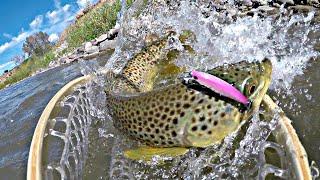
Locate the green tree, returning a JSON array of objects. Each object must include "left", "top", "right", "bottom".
[{"left": 23, "top": 32, "right": 52, "bottom": 56}]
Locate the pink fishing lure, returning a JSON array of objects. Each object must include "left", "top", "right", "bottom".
[{"left": 191, "top": 70, "right": 249, "bottom": 105}]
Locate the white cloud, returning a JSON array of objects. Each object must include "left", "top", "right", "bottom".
[
  {"left": 46, "top": 10, "right": 60, "bottom": 24},
  {"left": 48, "top": 33, "right": 59, "bottom": 43},
  {"left": 54, "top": 0, "right": 61, "bottom": 9},
  {"left": 3, "top": 33, "right": 12, "bottom": 39},
  {"left": 62, "top": 4, "right": 71, "bottom": 12},
  {"left": 77, "top": 0, "right": 94, "bottom": 9},
  {"left": 29, "top": 15, "right": 43, "bottom": 29},
  {"left": 0, "top": 61, "right": 15, "bottom": 74},
  {"left": 0, "top": 61, "right": 14, "bottom": 69},
  {"left": 0, "top": 1, "right": 76, "bottom": 60},
  {"left": 13, "top": 32, "right": 29, "bottom": 42},
  {"left": 46, "top": 3, "right": 72, "bottom": 25},
  {"left": 0, "top": 32, "right": 29, "bottom": 54},
  {"left": 0, "top": 43, "right": 10, "bottom": 54}
]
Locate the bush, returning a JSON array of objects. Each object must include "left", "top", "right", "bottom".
[
  {"left": 0, "top": 51, "right": 55, "bottom": 89},
  {"left": 65, "top": 0, "right": 133, "bottom": 50},
  {"left": 23, "top": 31, "right": 52, "bottom": 56}
]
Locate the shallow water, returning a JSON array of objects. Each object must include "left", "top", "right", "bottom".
[{"left": 0, "top": 55, "right": 110, "bottom": 179}]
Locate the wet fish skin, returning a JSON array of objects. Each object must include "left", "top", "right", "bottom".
[
  {"left": 105, "top": 36, "right": 272, "bottom": 148},
  {"left": 105, "top": 61, "right": 271, "bottom": 148}
]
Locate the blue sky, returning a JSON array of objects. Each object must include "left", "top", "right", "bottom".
[{"left": 0, "top": 0, "right": 98, "bottom": 74}]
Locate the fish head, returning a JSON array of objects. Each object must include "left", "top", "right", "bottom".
[
  {"left": 180, "top": 59, "right": 272, "bottom": 147},
  {"left": 207, "top": 58, "right": 272, "bottom": 111}
]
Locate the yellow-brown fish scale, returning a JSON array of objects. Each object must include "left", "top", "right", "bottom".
[
  {"left": 121, "top": 40, "right": 167, "bottom": 91},
  {"left": 107, "top": 83, "right": 242, "bottom": 147}
]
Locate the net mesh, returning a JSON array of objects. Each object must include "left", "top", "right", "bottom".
[
  {"left": 101, "top": 109, "right": 291, "bottom": 179},
  {"left": 42, "top": 84, "right": 92, "bottom": 180},
  {"left": 37, "top": 79, "right": 311, "bottom": 179}
]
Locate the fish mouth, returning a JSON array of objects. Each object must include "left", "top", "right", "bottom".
[{"left": 249, "top": 58, "right": 272, "bottom": 111}]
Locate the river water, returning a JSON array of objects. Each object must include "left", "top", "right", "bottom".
[
  {"left": 1, "top": 1, "right": 320, "bottom": 179},
  {"left": 0, "top": 55, "right": 110, "bottom": 179}
]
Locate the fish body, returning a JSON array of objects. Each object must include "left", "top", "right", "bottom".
[{"left": 105, "top": 39, "right": 272, "bottom": 148}]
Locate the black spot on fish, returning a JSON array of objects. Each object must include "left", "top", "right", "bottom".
[
  {"left": 214, "top": 121, "right": 218, "bottom": 126},
  {"left": 201, "top": 125, "right": 207, "bottom": 131}
]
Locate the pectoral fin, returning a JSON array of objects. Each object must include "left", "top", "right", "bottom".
[{"left": 124, "top": 146, "right": 189, "bottom": 162}]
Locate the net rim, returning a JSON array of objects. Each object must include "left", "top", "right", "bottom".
[
  {"left": 27, "top": 75, "right": 92, "bottom": 180},
  {"left": 26, "top": 74, "right": 311, "bottom": 180},
  {"left": 262, "top": 95, "right": 312, "bottom": 179}
]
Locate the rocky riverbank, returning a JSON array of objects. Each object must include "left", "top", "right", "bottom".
[{"left": 47, "top": 25, "right": 118, "bottom": 69}]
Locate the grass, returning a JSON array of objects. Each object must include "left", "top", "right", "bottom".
[
  {"left": 65, "top": 0, "right": 133, "bottom": 50},
  {"left": 0, "top": 52, "right": 55, "bottom": 89}
]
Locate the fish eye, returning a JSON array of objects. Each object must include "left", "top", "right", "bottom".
[
  {"left": 249, "top": 85, "right": 256, "bottom": 94},
  {"left": 241, "top": 77, "right": 258, "bottom": 97}
]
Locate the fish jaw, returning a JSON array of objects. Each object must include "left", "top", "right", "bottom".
[{"left": 249, "top": 58, "right": 272, "bottom": 112}]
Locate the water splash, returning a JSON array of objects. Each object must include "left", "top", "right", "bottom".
[
  {"left": 81, "top": 0, "right": 320, "bottom": 178},
  {"left": 104, "top": 0, "right": 319, "bottom": 93}
]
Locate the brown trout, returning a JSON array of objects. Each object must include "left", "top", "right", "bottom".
[{"left": 104, "top": 38, "right": 272, "bottom": 160}]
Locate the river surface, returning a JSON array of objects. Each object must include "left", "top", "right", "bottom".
[{"left": 0, "top": 56, "right": 109, "bottom": 180}]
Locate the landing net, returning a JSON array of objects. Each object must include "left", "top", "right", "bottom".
[
  {"left": 27, "top": 74, "right": 314, "bottom": 180},
  {"left": 27, "top": 76, "right": 92, "bottom": 180}
]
